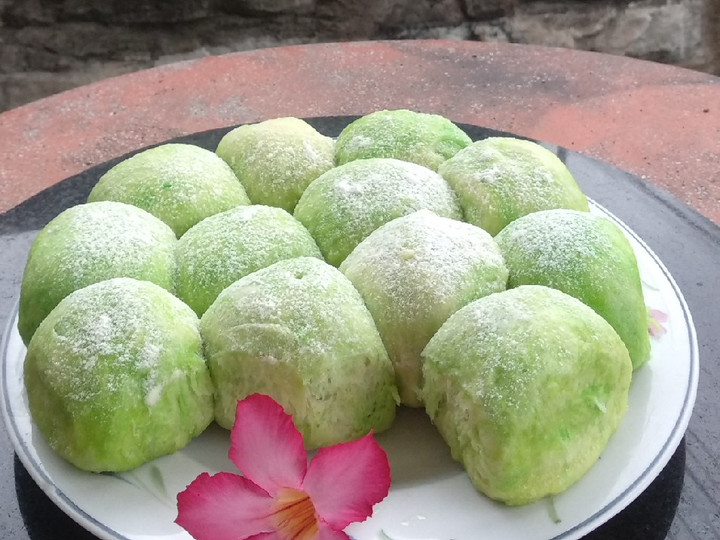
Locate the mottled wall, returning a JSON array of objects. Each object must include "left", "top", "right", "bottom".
[{"left": 0, "top": 0, "right": 716, "bottom": 112}]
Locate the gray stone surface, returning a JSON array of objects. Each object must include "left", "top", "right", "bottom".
[
  {"left": 474, "top": 0, "right": 707, "bottom": 67},
  {"left": 0, "top": 0, "right": 718, "bottom": 112}
]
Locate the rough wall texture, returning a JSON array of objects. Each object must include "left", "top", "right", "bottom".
[{"left": 0, "top": 0, "right": 717, "bottom": 112}]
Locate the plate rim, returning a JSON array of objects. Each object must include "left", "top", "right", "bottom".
[
  {"left": 544, "top": 199, "right": 699, "bottom": 539},
  {"left": 0, "top": 297, "right": 130, "bottom": 540},
  {"left": 0, "top": 129, "right": 700, "bottom": 540}
]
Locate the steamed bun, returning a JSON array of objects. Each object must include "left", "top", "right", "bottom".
[
  {"left": 422, "top": 285, "right": 632, "bottom": 505},
  {"left": 24, "top": 278, "right": 214, "bottom": 472}
]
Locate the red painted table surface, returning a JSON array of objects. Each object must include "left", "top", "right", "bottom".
[{"left": 0, "top": 39, "right": 718, "bottom": 224}]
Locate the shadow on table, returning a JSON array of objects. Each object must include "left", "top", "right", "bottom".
[
  {"left": 14, "top": 456, "right": 98, "bottom": 540},
  {"left": 584, "top": 439, "right": 685, "bottom": 540},
  {"left": 14, "top": 442, "right": 684, "bottom": 540}
]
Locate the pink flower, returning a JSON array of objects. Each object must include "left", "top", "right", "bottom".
[
  {"left": 648, "top": 308, "right": 668, "bottom": 338},
  {"left": 176, "top": 394, "right": 391, "bottom": 540}
]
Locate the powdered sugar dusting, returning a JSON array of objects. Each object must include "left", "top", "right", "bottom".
[
  {"left": 294, "top": 157, "right": 463, "bottom": 266},
  {"left": 201, "top": 256, "right": 397, "bottom": 444},
  {"left": 90, "top": 143, "right": 250, "bottom": 237},
  {"left": 335, "top": 109, "right": 472, "bottom": 170},
  {"left": 44, "top": 201, "right": 176, "bottom": 284},
  {"left": 203, "top": 257, "right": 377, "bottom": 363},
  {"left": 341, "top": 210, "right": 507, "bottom": 322},
  {"left": 495, "top": 208, "right": 650, "bottom": 368},
  {"left": 176, "top": 204, "right": 322, "bottom": 315},
  {"left": 495, "top": 209, "right": 616, "bottom": 288},
  {"left": 438, "top": 137, "right": 587, "bottom": 235},
  {"left": 423, "top": 286, "right": 609, "bottom": 419},
  {"left": 343, "top": 134, "right": 373, "bottom": 153},
  {"left": 216, "top": 118, "right": 335, "bottom": 212},
  {"left": 32, "top": 278, "right": 199, "bottom": 407},
  {"left": 444, "top": 138, "right": 565, "bottom": 196},
  {"left": 18, "top": 200, "right": 178, "bottom": 343},
  {"left": 340, "top": 209, "right": 509, "bottom": 405}
]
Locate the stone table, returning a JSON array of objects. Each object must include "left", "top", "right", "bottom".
[{"left": 0, "top": 40, "right": 718, "bottom": 539}]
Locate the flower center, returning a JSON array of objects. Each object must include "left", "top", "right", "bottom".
[{"left": 273, "top": 488, "right": 320, "bottom": 540}]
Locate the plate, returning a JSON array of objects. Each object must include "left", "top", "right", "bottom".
[{"left": 0, "top": 125, "right": 699, "bottom": 540}]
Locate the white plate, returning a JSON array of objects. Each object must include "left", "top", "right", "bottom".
[{"left": 0, "top": 201, "right": 698, "bottom": 540}]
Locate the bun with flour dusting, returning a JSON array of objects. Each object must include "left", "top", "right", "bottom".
[{"left": 24, "top": 278, "right": 214, "bottom": 472}]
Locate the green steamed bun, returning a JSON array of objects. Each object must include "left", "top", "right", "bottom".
[
  {"left": 18, "top": 201, "right": 176, "bottom": 345},
  {"left": 340, "top": 210, "right": 508, "bottom": 407},
  {"left": 88, "top": 143, "right": 251, "bottom": 237},
  {"left": 24, "top": 277, "right": 214, "bottom": 473},
  {"left": 494, "top": 209, "right": 651, "bottom": 370},
  {"left": 200, "top": 257, "right": 398, "bottom": 449},
  {"left": 216, "top": 117, "right": 335, "bottom": 212},
  {"left": 294, "top": 157, "right": 462, "bottom": 266},
  {"left": 335, "top": 109, "right": 472, "bottom": 171},
  {"left": 175, "top": 205, "right": 322, "bottom": 316},
  {"left": 422, "top": 285, "right": 632, "bottom": 505},
  {"left": 438, "top": 137, "right": 589, "bottom": 235}
]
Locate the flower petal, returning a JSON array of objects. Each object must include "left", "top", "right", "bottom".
[
  {"left": 316, "top": 524, "right": 353, "bottom": 540},
  {"left": 649, "top": 319, "right": 667, "bottom": 338},
  {"left": 230, "top": 394, "right": 308, "bottom": 496},
  {"left": 245, "top": 523, "right": 351, "bottom": 540},
  {"left": 176, "top": 472, "right": 275, "bottom": 540},
  {"left": 246, "top": 533, "right": 285, "bottom": 540},
  {"left": 649, "top": 308, "right": 668, "bottom": 323},
  {"left": 303, "top": 433, "right": 391, "bottom": 529},
  {"left": 648, "top": 308, "right": 668, "bottom": 337},
  {"left": 244, "top": 528, "right": 350, "bottom": 540}
]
